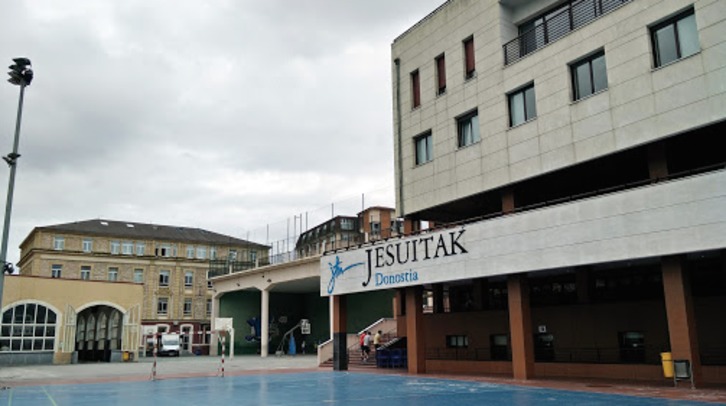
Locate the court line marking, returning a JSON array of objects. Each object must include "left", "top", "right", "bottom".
[{"left": 41, "top": 386, "right": 58, "bottom": 406}]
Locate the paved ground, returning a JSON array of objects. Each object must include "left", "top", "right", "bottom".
[
  {"left": 1, "top": 355, "right": 725, "bottom": 404},
  {"left": 3, "top": 371, "right": 723, "bottom": 406},
  {"left": 0, "top": 354, "right": 319, "bottom": 386}
]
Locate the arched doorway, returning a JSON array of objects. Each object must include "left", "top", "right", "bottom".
[{"left": 75, "top": 305, "right": 123, "bottom": 362}]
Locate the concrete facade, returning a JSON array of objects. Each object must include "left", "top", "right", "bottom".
[
  {"left": 323, "top": 0, "right": 726, "bottom": 387},
  {"left": 392, "top": 0, "right": 726, "bottom": 218}
]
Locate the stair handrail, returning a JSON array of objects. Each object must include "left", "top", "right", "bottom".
[{"left": 317, "top": 317, "right": 397, "bottom": 366}]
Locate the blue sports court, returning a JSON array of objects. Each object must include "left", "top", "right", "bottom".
[{"left": 0, "top": 371, "right": 718, "bottom": 405}]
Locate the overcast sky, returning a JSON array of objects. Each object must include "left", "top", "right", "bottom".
[{"left": 0, "top": 0, "right": 445, "bottom": 266}]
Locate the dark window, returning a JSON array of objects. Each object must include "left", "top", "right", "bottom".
[
  {"left": 463, "top": 37, "right": 475, "bottom": 79},
  {"left": 618, "top": 331, "right": 645, "bottom": 363},
  {"left": 414, "top": 132, "right": 433, "bottom": 165},
  {"left": 571, "top": 51, "right": 608, "bottom": 100},
  {"left": 436, "top": 54, "right": 446, "bottom": 95},
  {"left": 651, "top": 9, "right": 699, "bottom": 67},
  {"left": 411, "top": 70, "right": 421, "bottom": 108},
  {"left": 446, "top": 335, "right": 468, "bottom": 348},
  {"left": 490, "top": 334, "right": 509, "bottom": 360},
  {"left": 457, "top": 110, "right": 480, "bottom": 148},
  {"left": 508, "top": 83, "right": 537, "bottom": 127},
  {"left": 534, "top": 333, "right": 555, "bottom": 362}
]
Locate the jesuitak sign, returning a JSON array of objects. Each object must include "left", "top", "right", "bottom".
[{"left": 321, "top": 227, "right": 468, "bottom": 296}]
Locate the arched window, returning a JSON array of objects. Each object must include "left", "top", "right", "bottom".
[
  {"left": 1, "top": 303, "right": 57, "bottom": 352},
  {"left": 76, "top": 315, "right": 86, "bottom": 342}
]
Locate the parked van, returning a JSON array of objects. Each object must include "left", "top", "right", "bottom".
[{"left": 158, "top": 333, "right": 181, "bottom": 357}]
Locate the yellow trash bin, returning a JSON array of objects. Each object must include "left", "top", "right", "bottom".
[
  {"left": 122, "top": 351, "right": 130, "bottom": 362},
  {"left": 660, "top": 352, "right": 674, "bottom": 378}
]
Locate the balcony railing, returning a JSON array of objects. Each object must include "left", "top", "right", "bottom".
[{"left": 503, "top": 0, "right": 632, "bottom": 65}]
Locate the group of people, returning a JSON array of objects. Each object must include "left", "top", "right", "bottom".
[{"left": 359, "top": 330, "right": 382, "bottom": 362}]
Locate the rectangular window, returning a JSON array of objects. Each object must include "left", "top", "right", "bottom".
[
  {"left": 122, "top": 241, "right": 133, "bottom": 255},
  {"left": 457, "top": 110, "right": 480, "bottom": 148},
  {"left": 196, "top": 246, "right": 207, "bottom": 260},
  {"left": 186, "top": 246, "right": 195, "bottom": 259},
  {"left": 207, "top": 271, "right": 213, "bottom": 289},
  {"left": 463, "top": 37, "right": 475, "bottom": 79},
  {"left": 571, "top": 51, "right": 608, "bottom": 100},
  {"left": 340, "top": 218, "right": 355, "bottom": 231},
  {"left": 446, "top": 335, "right": 469, "bottom": 348},
  {"left": 80, "top": 266, "right": 91, "bottom": 280},
  {"left": 229, "top": 250, "right": 237, "bottom": 261},
  {"left": 155, "top": 244, "right": 176, "bottom": 257},
  {"left": 411, "top": 69, "right": 421, "bottom": 108},
  {"left": 435, "top": 54, "right": 446, "bottom": 95},
  {"left": 210, "top": 247, "right": 217, "bottom": 260},
  {"left": 206, "top": 299, "right": 212, "bottom": 316},
  {"left": 108, "top": 267, "right": 118, "bottom": 281},
  {"left": 183, "top": 298, "right": 193, "bottom": 316},
  {"left": 184, "top": 271, "right": 193, "bottom": 287},
  {"left": 157, "top": 298, "right": 169, "bottom": 316},
  {"left": 651, "top": 9, "right": 699, "bottom": 67},
  {"left": 51, "top": 264, "right": 62, "bottom": 278},
  {"left": 490, "top": 334, "right": 509, "bottom": 361},
  {"left": 133, "top": 269, "right": 144, "bottom": 283},
  {"left": 82, "top": 239, "right": 93, "bottom": 253},
  {"left": 159, "top": 270, "right": 170, "bottom": 287},
  {"left": 53, "top": 237, "right": 64, "bottom": 251},
  {"left": 110, "top": 241, "right": 120, "bottom": 255},
  {"left": 135, "top": 242, "right": 145, "bottom": 256},
  {"left": 508, "top": 83, "right": 537, "bottom": 127},
  {"left": 414, "top": 132, "right": 433, "bottom": 165},
  {"left": 250, "top": 251, "right": 257, "bottom": 263}
]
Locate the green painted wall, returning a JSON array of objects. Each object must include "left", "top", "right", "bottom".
[
  {"left": 219, "top": 290, "right": 329, "bottom": 355},
  {"left": 346, "top": 290, "right": 395, "bottom": 333},
  {"left": 219, "top": 289, "right": 394, "bottom": 354},
  {"left": 218, "top": 290, "right": 261, "bottom": 355}
]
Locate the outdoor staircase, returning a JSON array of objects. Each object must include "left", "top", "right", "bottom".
[{"left": 317, "top": 318, "right": 398, "bottom": 369}]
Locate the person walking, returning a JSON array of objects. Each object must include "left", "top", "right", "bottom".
[
  {"left": 359, "top": 332, "right": 366, "bottom": 361},
  {"left": 362, "top": 331, "right": 372, "bottom": 362},
  {"left": 373, "top": 330, "right": 382, "bottom": 350}
]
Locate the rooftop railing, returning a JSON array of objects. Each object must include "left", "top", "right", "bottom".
[{"left": 503, "top": 0, "right": 632, "bottom": 66}]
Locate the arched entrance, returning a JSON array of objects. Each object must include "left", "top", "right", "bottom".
[{"left": 75, "top": 305, "right": 123, "bottom": 362}]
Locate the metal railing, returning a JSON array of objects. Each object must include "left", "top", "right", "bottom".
[
  {"left": 426, "top": 347, "right": 510, "bottom": 362},
  {"left": 426, "top": 346, "right": 665, "bottom": 364},
  {"left": 503, "top": 0, "right": 632, "bottom": 65}
]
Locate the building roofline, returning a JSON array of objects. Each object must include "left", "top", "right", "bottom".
[
  {"left": 25, "top": 219, "right": 269, "bottom": 249},
  {"left": 392, "top": 0, "right": 452, "bottom": 44}
]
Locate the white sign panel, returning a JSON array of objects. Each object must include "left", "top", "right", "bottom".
[
  {"left": 321, "top": 226, "right": 468, "bottom": 296},
  {"left": 321, "top": 171, "right": 726, "bottom": 296}
]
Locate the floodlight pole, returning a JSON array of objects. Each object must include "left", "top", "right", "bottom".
[{"left": 0, "top": 58, "right": 32, "bottom": 308}]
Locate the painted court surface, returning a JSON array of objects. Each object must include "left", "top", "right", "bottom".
[{"left": 1, "top": 371, "right": 721, "bottom": 406}]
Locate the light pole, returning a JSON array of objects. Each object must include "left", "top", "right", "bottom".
[{"left": 0, "top": 57, "right": 33, "bottom": 307}]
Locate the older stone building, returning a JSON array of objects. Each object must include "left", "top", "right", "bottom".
[{"left": 15, "top": 219, "right": 268, "bottom": 357}]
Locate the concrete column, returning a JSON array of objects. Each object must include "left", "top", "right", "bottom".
[
  {"left": 210, "top": 294, "right": 220, "bottom": 356},
  {"left": 332, "top": 295, "right": 348, "bottom": 371},
  {"left": 648, "top": 142, "right": 668, "bottom": 180},
  {"left": 502, "top": 188, "right": 515, "bottom": 214},
  {"left": 508, "top": 274, "right": 535, "bottom": 380},
  {"left": 261, "top": 288, "right": 270, "bottom": 357},
  {"left": 405, "top": 286, "right": 426, "bottom": 374},
  {"left": 662, "top": 256, "right": 702, "bottom": 387}
]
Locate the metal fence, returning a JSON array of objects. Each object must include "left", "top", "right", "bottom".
[{"left": 503, "top": 0, "right": 632, "bottom": 65}]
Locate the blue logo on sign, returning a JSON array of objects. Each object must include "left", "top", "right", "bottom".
[{"left": 327, "top": 256, "right": 364, "bottom": 294}]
